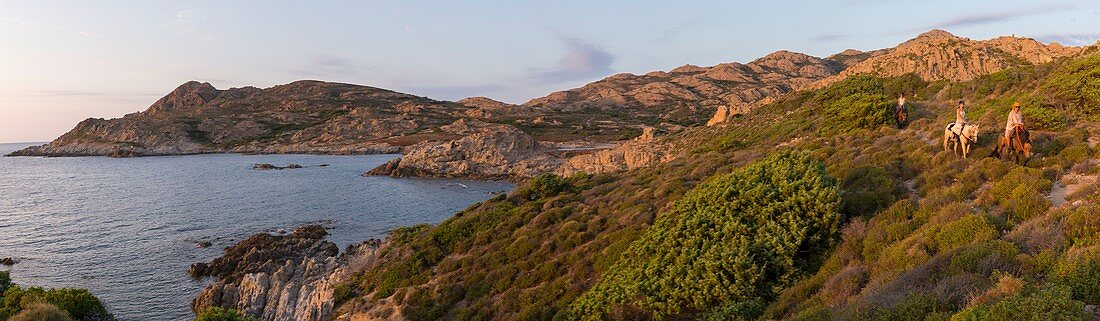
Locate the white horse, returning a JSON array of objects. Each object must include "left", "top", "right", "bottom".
[{"left": 944, "top": 123, "right": 980, "bottom": 158}]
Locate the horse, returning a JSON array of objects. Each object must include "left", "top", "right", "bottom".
[
  {"left": 992, "top": 125, "right": 1033, "bottom": 165},
  {"left": 895, "top": 106, "right": 909, "bottom": 129},
  {"left": 943, "top": 123, "right": 979, "bottom": 158}
]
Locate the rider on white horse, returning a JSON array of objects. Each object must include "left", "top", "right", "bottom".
[{"left": 950, "top": 100, "right": 967, "bottom": 136}]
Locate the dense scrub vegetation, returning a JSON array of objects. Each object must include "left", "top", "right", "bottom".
[
  {"left": 336, "top": 52, "right": 1100, "bottom": 320},
  {"left": 193, "top": 307, "right": 261, "bottom": 321},
  {"left": 0, "top": 271, "right": 113, "bottom": 321},
  {"left": 569, "top": 151, "right": 841, "bottom": 320}
]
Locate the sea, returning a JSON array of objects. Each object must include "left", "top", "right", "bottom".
[{"left": 0, "top": 142, "right": 512, "bottom": 321}]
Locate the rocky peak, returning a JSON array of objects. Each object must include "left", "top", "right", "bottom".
[
  {"left": 914, "top": 29, "right": 960, "bottom": 41},
  {"left": 751, "top": 50, "right": 819, "bottom": 65},
  {"left": 146, "top": 81, "right": 221, "bottom": 116},
  {"left": 813, "top": 30, "right": 1088, "bottom": 87},
  {"left": 457, "top": 97, "right": 514, "bottom": 109}
]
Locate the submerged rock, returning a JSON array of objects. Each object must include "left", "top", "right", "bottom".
[
  {"left": 1, "top": 257, "right": 16, "bottom": 265},
  {"left": 191, "top": 225, "right": 383, "bottom": 321},
  {"left": 252, "top": 163, "right": 304, "bottom": 170}
]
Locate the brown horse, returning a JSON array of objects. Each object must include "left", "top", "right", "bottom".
[
  {"left": 944, "top": 123, "right": 979, "bottom": 158},
  {"left": 895, "top": 106, "right": 909, "bottom": 129},
  {"left": 992, "top": 125, "right": 1033, "bottom": 165}
]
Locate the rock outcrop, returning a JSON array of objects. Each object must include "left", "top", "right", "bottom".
[
  {"left": 367, "top": 123, "right": 562, "bottom": 180},
  {"left": 191, "top": 225, "right": 383, "bottom": 321}
]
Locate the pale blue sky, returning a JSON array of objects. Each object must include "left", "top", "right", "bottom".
[{"left": 1, "top": 1, "right": 1098, "bottom": 142}]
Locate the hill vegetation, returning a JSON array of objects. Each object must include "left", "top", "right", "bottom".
[
  {"left": 0, "top": 271, "right": 113, "bottom": 321},
  {"left": 332, "top": 48, "right": 1100, "bottom": 320}
]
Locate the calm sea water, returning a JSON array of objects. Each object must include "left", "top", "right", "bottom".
[{"left": 0, "top": 143, "right": 511, "bottom": 321}]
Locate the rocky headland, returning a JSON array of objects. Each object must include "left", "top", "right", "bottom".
[{"left": 190, "top": 225, "right": 383, "bottom": 321}]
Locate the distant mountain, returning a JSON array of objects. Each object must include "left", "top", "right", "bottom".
[
  {"left": 814, "top": 29, "right": 1085, "bottom": 87},
  {"left": 9, "top": 81, "right": 475, "bottom": 157},
  {"left": 522, "top": 50, "right": 845, "bottom": 125}
]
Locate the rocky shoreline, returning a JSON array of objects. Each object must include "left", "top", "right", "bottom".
[{"left": 190, "top": 225, "right": 384, "bottom": 321}]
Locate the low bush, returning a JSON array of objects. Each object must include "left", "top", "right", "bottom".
[
  {"left": 934, "top": 215, "right": 999, "bottom": 253},
  {"left": 0, "top": 285, "right": 112, "bottom": 321},
  {"left": 1062, "top": 205, "right": 1100, "bottom": 246},
  {"left": 841, "top": 166, "right": 903, "bottom": 217},
  {"left": 1050, "top": 247, "right": 1100, "bottom": 304},
  {"left": 949, "top": 286, "right": 1086, "bottom": 321},
  {"left": 8, "top": 302, "right": 72, "bottom": 321},
  {"left": 194, "top": 307, "right": 261, "bottom": 321}
]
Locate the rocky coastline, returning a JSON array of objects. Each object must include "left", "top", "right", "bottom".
[{"left": 190, "top": 225, "right": 384, "bottom": 321}]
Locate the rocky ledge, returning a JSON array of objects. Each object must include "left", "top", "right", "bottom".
[
  {"left": 366, "top": 121, "right": 563, "bottom": 181},
  {"left": 190, "top": 225, "right": 383, "bottom": 321}
]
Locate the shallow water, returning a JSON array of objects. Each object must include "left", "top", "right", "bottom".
[{"left": 0, "top": 143, "right": 512, "bottom": 321}]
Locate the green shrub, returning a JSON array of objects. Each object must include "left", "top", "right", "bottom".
[
  {"left": 949, "top": 286, "right": 1086, "bottom": 321},
  {"left": 982, "top": 167, "right": 1052, "bottom": 222},
  {"left": 1043, "top": 53, "right": 1100, "bottom": 115},
  {"left": 815, "top": 75, "right": 896, "bottom": 135},
  {"left": 0, "top": 286, "right": 112, "bottom": 321},
  {"left": 194, "top": 307, "right": 261, "bottom": 321},
  {"left": 1050, "top": 247, "right": 1100, "bottom": 304},
  {"left": 569, "top": 151, "right": 842, "bottom": 320},
  {"left": 0, "top": 270, "right": 11, "bottom": 295},
  {"left": 514, "top": 173, "right": 575, "bottom": 200},
  {"left": 8, "top": 302, "right": 72, "bottom": 321},
  {"left": 947, "top": 240, "right": 1020, "bottom": 275},
  {"left": 1062, "top": 205, "right": 1100, "bottom": 246},
  {"left": 841, "top": 166, "right": 902, "bottom": 217},
  {"left": 934, "top": 215, "right": 999, "bottom": 253}
]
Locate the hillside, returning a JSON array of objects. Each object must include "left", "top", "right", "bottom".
[
  {"left": 7, "top": 81, "right": 480, "bottom": 157},
  {"left": 320, "top": 43, "right": 1100, "bottom": 320}
]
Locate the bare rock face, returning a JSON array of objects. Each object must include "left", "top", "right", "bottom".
[
  {"left": 367, "top": 124, "right": 562, "bottom": 180},
  {"left": 191, "top": 225, "right": 383, "bottom": 321},
  {"left": 814, "top": 29, "right": 1085, "bottom": 87},
  {"left": 522, "top": 50, "right": 843, "bottom": 125}
]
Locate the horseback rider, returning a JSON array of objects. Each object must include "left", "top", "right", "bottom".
[
  {"left": 897, "top": 93, "right": 906, "bottom": 116},
  {"left": 1005, "top": 101, "right": 1024, "bottom": 140},
  {"left": 950, "top": 99, "right": 967, "bottom": 136}
]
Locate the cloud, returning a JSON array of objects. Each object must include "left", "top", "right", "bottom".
[
  {"left": 168, "top": 9, "right": 212, "bottom": 39},
  {"left": 811, "top": 34, "right": 849, "bottom": 42},
  {"left": 291, "top": 54, "right": 364, "bottom": 78},
  {"left": 924, "top": 4, "right": 1075, "bottom": 30},
  {"left": 1034, "top": 33, "right": 1100, "bottom": 46},
  {"left": 78, "top": 31, "right": 102, "bottom": 38},
  {"left": 529, "top": 37, "right": 615, "bottom": 84}
]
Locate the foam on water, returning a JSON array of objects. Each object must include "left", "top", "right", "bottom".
[{"left": 0, "top": 143, "right": 512, "bottom": 321}]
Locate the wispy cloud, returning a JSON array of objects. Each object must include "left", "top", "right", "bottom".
[
  {"left": 529, "top": 37, "right": 615, "bottom": 84},
  {"left": 921, "top": 4, "right": 1075, "bottom": 31},
  {"left": 1034, "top": 32, "right": 1100, "bottom": 46},
  {"left": 291, "top": 54, "right": 364, "bottom": 78},
  {"left": 167, "top": 9, "right": 212, "bottom": 39}
]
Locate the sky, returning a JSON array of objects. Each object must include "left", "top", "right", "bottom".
[{"left": 1, "top": 1, "right": 1098, "bottom": 143}]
